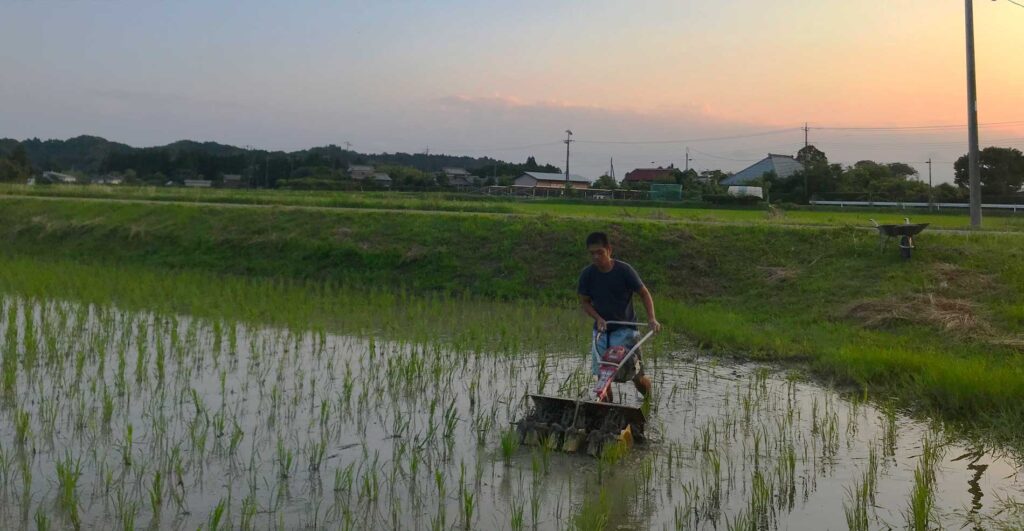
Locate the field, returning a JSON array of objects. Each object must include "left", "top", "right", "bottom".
[
  {"left": 0, "top": 188, "right": 1023, "bottom": 529},
  {"left": 1, "top": 258, "right": 1022, "bottom": 530},
  {"left": 4, "top": 183, "right": 1024, "bottom": 232}
]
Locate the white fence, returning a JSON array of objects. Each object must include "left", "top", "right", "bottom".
[{"left": 811, "top": 200, "right": 1024, "bottom": 212}]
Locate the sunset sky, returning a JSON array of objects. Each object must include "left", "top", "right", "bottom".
[{"left": 1, "top": 0, "right": 1022, "bottom": 182}]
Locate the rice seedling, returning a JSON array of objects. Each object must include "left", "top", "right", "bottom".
[
  {"left": 34, "top": 508, "right": 50, "bottom": 531},
  {"left": 276, "top": 438, "right": 294, "bottom": 479},
  {"left": 208, "top": 497, "right": 228, "bottom": 531},
  {"left": 55, "top": 452, "right": 82, "bottom": 529},
  {"left": 843, "top": 474, "right": 870, "bottom": 531},
  {"left": 307, "top": 435, "right": 327, "bottom": 473},
  {"left": 14, "top": 408, "right": 31, "bottom": 446},
  {"left": 906, "top": 435, "right": 944, "bottom": 531}
]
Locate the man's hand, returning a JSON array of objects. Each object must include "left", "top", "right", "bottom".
[
  {"left": 595, "top": 317, "right": 608, "bottom": 332},
  {"left": 648, "top": 318, "right": 662, "bottom": 333}
]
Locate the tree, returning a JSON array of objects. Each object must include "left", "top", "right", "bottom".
[
  {"left": 10, "top": 144, "right": 30, "bottom": 172},
  {"left": 795, "top": 145, "right": 828, "bottom": 168},
  {"left": 953, "top": 147, "right": 1024, "bottom": 197},
  {"left": 593, "top": 174, "right": 618, "bottom": 189},
  {"left": 886, "top": 162, "right": 917, "bottom": 179},
  {"left": 0, "top": 158, "right": 27, "bottom": 182}
]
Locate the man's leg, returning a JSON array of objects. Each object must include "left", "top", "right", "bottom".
[{"left": 633, "top": 373, "right": 651, "bottom": 397}]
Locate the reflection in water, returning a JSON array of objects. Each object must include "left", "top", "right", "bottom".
[{"left": 952, "top": 447, "right": 989, "bottom": 516}]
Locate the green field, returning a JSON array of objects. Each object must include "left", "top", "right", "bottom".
[
  {"left": 1, "top": 192, "right": 1022, "bottom": 451},
  {"left": 4, "top": 183, "right": 1024, "bottom": 232}
]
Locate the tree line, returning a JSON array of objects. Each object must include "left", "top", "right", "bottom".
[{"left": 0, "top": 135, "right": 560, "bottom": 188}]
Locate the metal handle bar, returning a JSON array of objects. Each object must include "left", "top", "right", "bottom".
[
  {"left": 602, "top": 320, "right": 649, "bottom": 327},
  {"left": 592, "top": 327, "right": 655, "bottom": 369}
]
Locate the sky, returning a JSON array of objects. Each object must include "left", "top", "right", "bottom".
[{"left": 1, "top": 0, "right": 1022, "bottom": 183}]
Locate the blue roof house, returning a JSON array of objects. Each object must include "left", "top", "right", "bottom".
[{"left": 720, "top": 154, "right": 804, "bottom": 186}]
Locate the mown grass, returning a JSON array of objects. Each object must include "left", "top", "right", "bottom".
[{"left": 1, "top": 196, "right": 1023, "bottom": 449}]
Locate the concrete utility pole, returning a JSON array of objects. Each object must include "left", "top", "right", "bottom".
[
  {"left": 927, "top": 158, "right": 934, "bottom": 209},
  {"left": 965, "top": 0, "right": 983, "bottom": 227},
  {"left": 564, "top": 130, "right": 574, "bottom": 184},
  {"left": 684, "top": 147, "right": 693, "bottom": 173},
  {"left": 803, "top": 122, "right": 810, "bottom": 147}
]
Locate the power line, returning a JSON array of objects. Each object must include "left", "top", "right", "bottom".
[
  {"left": 1001, "top": 0, "right": 1024, "bottom": 9},
  {"left": 814, "top": 120, "right": 1024, "bottom": 131},
  {"left": 573, "top": 127, "right": 802, "bottom": 145},
  {"left": 688, "top": 147, "right": 759, "bottom": 162}
]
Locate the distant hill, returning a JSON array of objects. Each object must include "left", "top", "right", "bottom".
[
  {"left": 0, "top": 135, "right": 561, "bottom": 185},
  {"left": 14, "top": 135, "right": 134, "bottom": 173}
]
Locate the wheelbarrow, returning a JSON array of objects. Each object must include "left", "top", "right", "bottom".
[
  {"left": 871, "top": 218, "right": 929, "bottom": 260},
  {"left": 515, "top": 321, "right": 655, "bottom": 456}
]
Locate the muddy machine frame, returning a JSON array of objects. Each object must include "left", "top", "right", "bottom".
[{"left": 515, "top": 321, "right": 654, "bottom": 456}]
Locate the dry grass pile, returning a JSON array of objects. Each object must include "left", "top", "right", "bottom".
[
  {"left": 758, "top": 266, "right": 799, "bottom": 284},
  {"left": 846, "top": 294, "right": 989, "bottom": 335},
  {"left": 931, "top": 262, "right": 994, "bottom": 293}
]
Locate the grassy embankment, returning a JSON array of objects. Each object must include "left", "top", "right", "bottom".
[
  {"left": 4, "top": 183, "right": 1024, "bottom": 232},
  {"left": 0, "top": 195, "right": 1022, "bottom": 447}
]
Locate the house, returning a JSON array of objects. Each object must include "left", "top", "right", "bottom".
[
  {"left": 184, "top": 179, "right": 213, "bottom": 188},
  {"left": 720, "top": 154, "right": 804, "bottom": 186},
  {"left": 372, "top": 172, "right": 392, "bottom": 187},
  {"left": 42, "top": 171, "right": 78, "bottom": 184},
  {"left": 222, "top": 174, "right": 245, "bottom": 188},
  {"left": 622, "top": 166, "right": 675, "bottom": 185},
  {"left": 727, "top": 186, "right": 764, "bottom": 199},
  {"left": 514, "top": 172, "right": 590, "bottom": 190},
  {"left": 441, "top": 167, "right": 479, "bottom": 186},
  {"left": 93, "top": 175, "right": 123, "bottom": 185},
  {"left": 349, "top": 165, "right": 375, "bottom": 180}
]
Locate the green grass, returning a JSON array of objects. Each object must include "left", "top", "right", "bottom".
[
  {"left": 0, "top": 195, "right": 1023, "bottom": 449},
  {"left": 4, "top": 183, "right": 1024, "bottom": 232}
]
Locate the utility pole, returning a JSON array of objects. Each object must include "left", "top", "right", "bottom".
[
  {"left": 684, "top": 147, "right": 693, "bottom": 173},
  {"left": 344, "top": 141, "right": 352, "bottom": 151},
  {"left": 564, "top": 130, "right": 574, "bottom": 184},
  {"left": 803, "top": 122, "right": 810, "bottom": 147},
  {"left": 965, "top": 0, "right": 983, "bottom": 227},
  {"left": 927, "top": 158, "right": 934, "bottom": 209},
  {"left": 609, "top": 157, "right": 615, "bottom": 180}
]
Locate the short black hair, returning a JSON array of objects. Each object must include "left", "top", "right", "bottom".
[{"left": 586, "top": 232, "right": 610, "bottom": 247}]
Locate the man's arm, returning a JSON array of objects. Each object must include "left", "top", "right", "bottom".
[
  {"left": 638, "top": 286, "right": 662, "bottom": 333},
  {"left": 578, "top": 295, "right": 607, "bottom": 331}
]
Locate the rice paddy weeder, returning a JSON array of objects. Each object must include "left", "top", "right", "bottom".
[{"left": 515, "top": 321, "right": 654, "bottom": 456}]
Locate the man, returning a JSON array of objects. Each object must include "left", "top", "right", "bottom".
[{"left": 577, "top": 231, "right": 660, "bottom": 398}]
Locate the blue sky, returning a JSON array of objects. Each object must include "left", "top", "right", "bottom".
[{"left": 2, "top": 1, "right": 1022, "bottom": 182}]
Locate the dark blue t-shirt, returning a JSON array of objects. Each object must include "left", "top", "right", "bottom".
[{"left": 577, "top": 260, "right": 645, "bottom": 330}]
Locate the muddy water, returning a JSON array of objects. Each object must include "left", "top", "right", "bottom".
[{"left": 0, "top": 296, "right": 1020, "bottom": 530}]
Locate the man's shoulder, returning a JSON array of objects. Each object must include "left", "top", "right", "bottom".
[
  {"left": 579, "top": 264, "right": 596, "bottom": 276},
  {"left": 614, "top": 260, "right": 638, "bottom": 272}
]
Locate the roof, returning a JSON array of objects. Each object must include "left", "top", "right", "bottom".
[
  {"left": 349, "top": 165, "right": 374, "bottom": 172},
  {"left": 518, "top": 171, "right": 590, "bottom": 184},
  {"left": 372, "top": 172, "right": 391, "bottom": 181},
  {"left": 442, "top": 167, "right": 471, "bottom": 176},
  {"left": 222, "top": 174, "right": 243, "bottom": 181},
  {"left": 623, "top": 168, "right": 674, "bottom": 182},
  {"left": 720, "top": 154, "right": 804, "bottom": 186}
]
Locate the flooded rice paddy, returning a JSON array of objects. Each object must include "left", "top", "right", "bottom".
[{"left": 0, "top": 293, "right": 1021, "bottom": 530}]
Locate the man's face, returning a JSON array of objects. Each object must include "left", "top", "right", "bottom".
[{"left": 587, "top": 244, "right": 613, "bottom": 268}]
